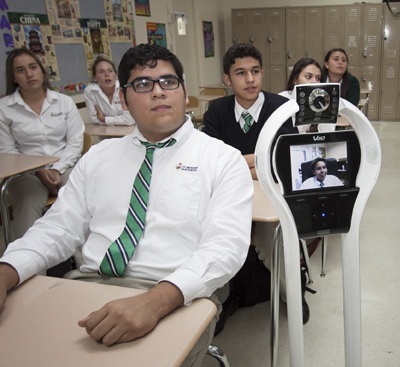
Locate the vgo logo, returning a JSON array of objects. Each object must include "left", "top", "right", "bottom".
[{"left": 313, "top": 135, "right": 326, "bottom": 141}]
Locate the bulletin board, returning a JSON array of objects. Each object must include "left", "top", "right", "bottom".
[{"left": 0, "top": 0, "right": 135, "bottom": 95}]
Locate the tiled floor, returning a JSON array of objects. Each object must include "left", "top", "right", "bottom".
[
  {"left": 204, "top": 121, "right": 400, "bottom": 367},
  {"left": 1, "top": 121, "right": 399, "bottom": 367}
]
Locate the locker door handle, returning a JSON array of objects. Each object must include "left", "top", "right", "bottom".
[
  {"left": 287, "top": 52, "right": 292, "bottom": 59},
  {"left": 267, "top": 36, "right": 273, "bottom": 43},
  {"left": 249, "top": 36, "right": 255, "bottom": 43},
  {"left": 232, "top": 36, "right": 237, "bottom": 44}
]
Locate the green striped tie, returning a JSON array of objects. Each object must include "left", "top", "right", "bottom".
[
  {"left": 99, "top": 138, "right": 176, "bottom": 277},
  {"left": 242, "top": 110, "right": 253, "bottom": 133}
]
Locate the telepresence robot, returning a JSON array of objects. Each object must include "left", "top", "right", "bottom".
[{"left": 255, "top": 84, "right": 381, "bottom": 367}]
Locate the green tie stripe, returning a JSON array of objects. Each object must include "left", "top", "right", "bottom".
[
  {"left": 242, "top": 111, "right": 253, "bottom": 133},
  {"left": 99, "top": 138, "right": 176, "bottom": 277}
]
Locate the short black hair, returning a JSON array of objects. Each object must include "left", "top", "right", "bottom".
[
  {"left": 223, "top": 43, "right": 262, "bottom": 75},
  {"left": 118, "top": 44, "right": 185, "bottom": 98}
]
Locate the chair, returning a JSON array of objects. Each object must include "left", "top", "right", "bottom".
[
  {"left": 198, "top": 88, "right": 226, "bottom": 115},
  {"left": 45, "top": 132, "right": 93, "bottom": 209},
  {"left": 200, "top": 88, "right": 227, "bottom": 96},
  {"left": 187, "top": 96, "right": 204, "bottom": 130},
  {"left": 207, "top": 344, "right": 230, "bottom": 367}
]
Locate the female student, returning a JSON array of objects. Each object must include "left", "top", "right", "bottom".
[
  {"left": 322, "top": 48, "right": 360, "bottom": 106},
  {"left": 280, "top": 57, "right": 334, "bottom": 133},
  {"left": 84, "top": 56, "right": 135, "bottom": 126},
  {"left": 0, "top": 48, "right": 84, "bottom": 239}
]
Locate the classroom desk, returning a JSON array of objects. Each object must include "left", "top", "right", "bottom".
[
  {"left": 0, "top": 153, "right": 59, "bottom": 246},
  {"left": 199, "top": 84, "right": 233, "bottom": 95},
  {"left": 85, "top": 123, "right": 136, "bottom": 137},
  {"left": 0, "top": 275, "right": 217, "bottom": 367}
]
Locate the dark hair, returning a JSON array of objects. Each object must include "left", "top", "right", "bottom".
[
  {"left": 311, "top": 157, "right": 326, "bottom": 172},
  {"left": 91, "top": 56, "right": 116, "bottom": 78},
  {"left": 322, "top": 48, "right": 351, "bottom": 99},
  {"left": 223, "top": 43, "right": 262, "bottom": 75},
  {"left": 286, "top": 58, "right": 322, "bottom": 91},
  {"left": 5, "top": 48, "right": 51, "bottom": 95},
  {"left": 118, "top": 43, "right": 185, "bottom": 99}
]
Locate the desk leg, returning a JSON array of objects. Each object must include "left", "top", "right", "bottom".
[
  {"left": 270, "top": 223, "right": 281, "bottom": 367},
  {"left": 0, "top": 176, "right": 17, "bottom": 246}
]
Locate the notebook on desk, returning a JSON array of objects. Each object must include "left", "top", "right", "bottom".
[{"left": 0, "top": 275, "right": 216, "bottom": 367}]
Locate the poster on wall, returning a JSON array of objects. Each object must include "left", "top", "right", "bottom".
[
  {"left": 0, "top": 3, "right": 14, "bottom": 58},
  {"left": 203, "top": 21, "right": 214, "bottom": 58},
  {"left": 45, "top": 0, "right": 82, "bottom": 43},
  {"left": 79, "top": 18, "right": 112, "bottom": 77},
  {"left": 147, "top": 22, "right": 166, "bottom": 48},
  {"left": 135, "top": 0, "right": 151, "bottom": 17},
  {"left": 104, "top": 0, "right": 135, "bottom": 44},
  {"left": 8, "top": 12, "right": 60, "bottom": 81}
]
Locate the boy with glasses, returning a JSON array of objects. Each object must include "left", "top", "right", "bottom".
[{"left": 0, "top": 44, "right": 252, "bottom": 366}]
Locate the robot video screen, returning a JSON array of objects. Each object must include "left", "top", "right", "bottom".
[
  {"left": 274, "top": 131, "right": 361, "bottom": 196},
  {"left": 290, "top": 141, "right": 348, "bottom": 191}
]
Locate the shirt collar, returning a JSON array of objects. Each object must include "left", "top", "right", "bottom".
[
  {"left": 7, "top": 88, "right": 58, "bottom": 107},
  {"left": 234, "top": 92, "right": 265, "bottom": 126},
  {"left": 131, "top": 115, "right": 193, "bottom": 147}
]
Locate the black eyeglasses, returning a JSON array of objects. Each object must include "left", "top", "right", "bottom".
[{"left": 124, "top": 76, "right": 182, "bottom": 93}]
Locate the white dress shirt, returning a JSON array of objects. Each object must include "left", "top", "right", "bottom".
[
  {"left": 0, "top": 89, "right": 84, "bottom": 173},
  {"left": 1, "top": 118, "right": 253, "bottom": 304},
  {"left": 300, "top": 175, "right": 343, "bottom": 189},
  {"left": 234, "top": 92, "right": 265, "bottom": 129},
  {"left": 84, "top": 81, "right": 135, "bottom": 126}
]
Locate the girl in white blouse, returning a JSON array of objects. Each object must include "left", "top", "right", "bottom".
[
  {"left": 0, "top": 48, "right": 84, "bottom": 239},
  {"left": 84, "top": 56, "right": 135, "bottom": 126}
]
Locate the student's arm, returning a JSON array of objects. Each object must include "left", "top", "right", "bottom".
[
  {"left": 244, "top": 153, "right": 258, "bottom": 180},
  {"left": 345, "top": 75, "right": 361, "bottom": 106},
  {"left": 50, "top": 96, "right": 85, "bottom": 174},
  {"left": 78, "top": 281, "right": 183, "bottom": 345},
  {"left": 84, "top": 87, "right": 102, "bottom": 124},
  {"left": 0, "top": 263, "right": 19, "bottom": 312},
  {"left": 202, "top": 101, "right": 224, "bottom": 139}
]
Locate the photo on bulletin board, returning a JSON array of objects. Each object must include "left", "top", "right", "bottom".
[
  {"left": 135, "top": 0, "right": 151, "bottom": 16},
  {"left": 104, "top": 0, "right": 135, "bottom": 43},
  {"left": 203, "top": 21, "right": 214, "bottom": 58},
  {"left": 8, "top": 12, "right": 61, "bottom": 81},
  {"left": 80, "top": 18, "right": 112, "bottom": 77},
  {"left": 147, "top": 22, "right": 166, "bottom": 48},
  {"left": 45, "top": 0, "right": 82, "bottom": 43}
]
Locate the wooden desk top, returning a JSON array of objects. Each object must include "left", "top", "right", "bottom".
[
  {"left": 360, "top": 88, "right": 371, "bottom": 95},
  {"left": 0, "top": 275, "right": 217, "bottom": 367},
  {"left": 252, "top": 180, "right": 279, "bottom": 223},
  {"left": 0, "top": 153, "right": 59, "bottom": 180},
  {"left": 199, "top": 84, "right": 231, "bottom": 90},
  {"left": 198, "top": 94, "right": 221, "bottom": 102},
  {"left": 85, "top": 123, "right": 136, "bottom": 137}
]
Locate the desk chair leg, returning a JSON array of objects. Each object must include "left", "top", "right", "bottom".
[
  {"left": 207, "top": 344, "right": 230, "bottom": 367},
  {"left": 300, "top": 239, "right": 313, "bottom": 284},
  {"left": 271, "top": 224, "right": 281, "bottom": 367},
  {"left": 321, "top": 236, "right": 328, "bottom": 277}
]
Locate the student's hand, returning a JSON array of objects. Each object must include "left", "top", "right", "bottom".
[
  {"left": 0, "top": 282, "right": 7, "bottom": 312},
  {"left": 243, "top": 154, "right": 258, "bottom": 180},
  {"left": 0, "top": 264, "right": 19, "bottom": 313},
  {"left": 95, "top": 105, "right": 106, "bottom": 123},
  {"left": 36, "top": 169, "right": 61, "bottom": 195},
  {"left": 78, "top": 281, "right": 183, "bottom": 346}
]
